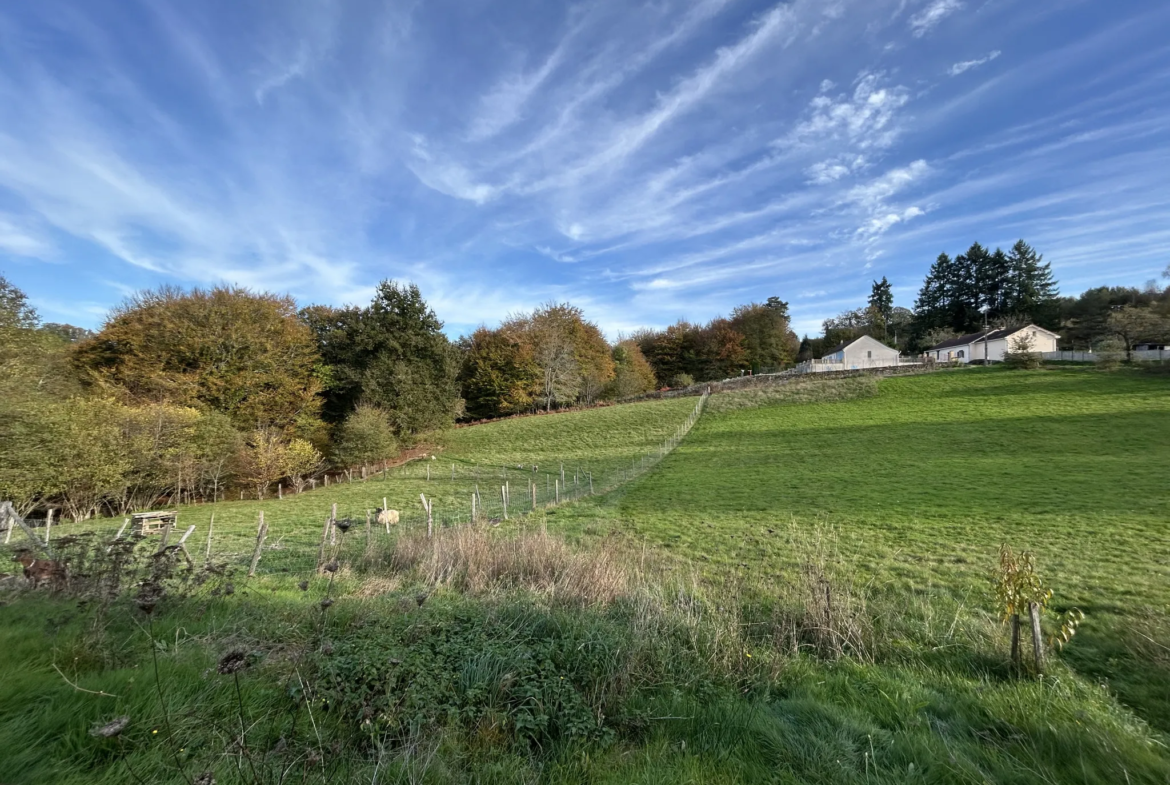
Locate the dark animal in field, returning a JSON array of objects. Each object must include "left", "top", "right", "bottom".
[{"left": 11, "top": 551, "right": 65, "bottom": 589}]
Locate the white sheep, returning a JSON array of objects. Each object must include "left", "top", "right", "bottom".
[{"left": 375, "top": 508, "right": 400, "bottom": 528}]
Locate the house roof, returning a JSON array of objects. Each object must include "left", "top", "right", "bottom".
[
  {"left": 928, "top": 325, "right": 1059, "bottom": 351},
  {"left": 822, "top": 334, "right": 890, "bottom": 356}
]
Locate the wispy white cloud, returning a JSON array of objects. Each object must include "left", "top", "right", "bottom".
[
  {"left": 948, "top": 50, "right": 1001, "bottom": 76},
  {"left": 0, "top": 215, "right": 54, "bottom": 258},
  {"left": 909, "top": 0, "right": 963, "bottom": 37},
  {"left": 787, "top": 72, "right": 910, "bottom": 150}
]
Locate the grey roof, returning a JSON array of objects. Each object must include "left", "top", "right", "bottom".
[{"left": 929, "top": 327, "right": 1020, "bottom": 351}]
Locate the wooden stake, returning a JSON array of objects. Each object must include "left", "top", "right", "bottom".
[
  {"left": 555, "top": 479, "right": 560, "bottom": 505},
  {"left": 248, "top": 512, "right": 268, "bottom": 577},
  {"left": 471, "top": 493, "right": 477, "bottom": 522},
  {"left": 365, "top": 510, "right": 372, "bottom": 550},
  {"left": 44, "top": 509, "right": 54, "bottom": 544},
  {"left": 176, "top": 525, "right": 197, "bottom": 567},
  {"left": 502, "top": 485, "right": 508, "bottom": 520},
  {"left": 156, "top": 523, "right": 173, "bottom": 554},
  {"left": 330, "top": 503, "right": 338, "bottom": 545},
  {"left": 420, "top": 494, "right": 433, "bottom": 538},
  {"left": 205, "top": 514, "right": 215, "bottom": 560},
  {"left": 278, "top": 484, "right": 283, "bottom": 500},
  {"left": 316, "top": 513, "right": 332, "bottom": 573},
  {"left": 531, "top": 482, "right": 537, "bottom": 510}
]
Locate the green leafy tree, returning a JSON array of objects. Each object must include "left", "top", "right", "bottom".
[
  {"left": 235, "top": 427, "right": 289, "bottom": 500},
  {"left": 284, "top": 438, "right": 325, "bottom": 493},
  {"left": 334, "top": 404, "right": 399, "bottom": 468},
  {"left": 302, "top": 282, "right": 462, "bottom": 436}
]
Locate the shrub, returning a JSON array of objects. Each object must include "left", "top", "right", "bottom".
[
  {"left": 1002, "top": 333, "right": 1043, "bottom": 369},
  {"left": 670, "top": 373, "right": 695, "bottom": 389},
  {"left": 333, "top": 404, "right": 398, "bottom": 468},
  {"left": 1095, "top": 338, "right": 1125, "bottom": 370}
]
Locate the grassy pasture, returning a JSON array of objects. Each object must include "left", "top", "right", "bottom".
[
  {"left": 3, "top": 367, "right": 1170, "bottom": 784},
  {"left": 44, "top": 396, "right": 697, "bottom": 573},
  {"left": 558, "top": 368, "right": 1170, "bottom": 733}
]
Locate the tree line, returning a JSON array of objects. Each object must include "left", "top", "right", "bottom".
[
  {"left": 0, "top": 276, "right": 797, "bottom": 519},
  {"left": 800, "top": 241, "right": 1170, "bottom": 358}
]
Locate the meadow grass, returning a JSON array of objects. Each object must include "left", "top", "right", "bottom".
[
  {"left": 555, "top": 367, "right": 1170, "bottom": 733},
  {"left": 3, "top": 367, "right": 1170, "bottom": 783}
]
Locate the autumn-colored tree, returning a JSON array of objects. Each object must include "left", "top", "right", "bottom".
[
  {"left": 235, "top": 427, "right": 290, "bottom": 500},
  {"left": 606, "top": 341, "right": 657, "bottom": 399},
  {"left": 699, "top": 317, "right": 748, "bottom": 379},
  {"left": 284, "top": 438, "right": 325, "bottom": 494},
  {"left": 459, "top": 327, "right": 542, "bottom": 418},
  {"left": 730, "top": 297, "right": 799, "bottom": 371},
  {"left": 502, "top": 303, "right": 615, "bottom": 411},
  {"left": 73, "top": 286, "right": 323, "bottom": 433}
]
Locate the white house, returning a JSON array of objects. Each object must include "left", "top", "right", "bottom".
[
  {"left": 818, "top": 335, "right": 903, "bottom": 369},
  {"left": 927, "top": 325, "right": 1059, "bottom": 364}
]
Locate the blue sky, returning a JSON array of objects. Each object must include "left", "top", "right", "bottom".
[{"left": 1, "top": 0, "right": 1167, "bottom": 338}]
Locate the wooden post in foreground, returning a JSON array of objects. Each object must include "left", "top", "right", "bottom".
[
  {"left": 531, "top": 482, "right": 537, "bottom": 510},
  {"left": 44, "top": 509, "right": 54, "bottom": 544},
  {"left": 156, "top": 523, "right": 173, "bottom": 554},
  {"left": 330, "top": 503, "right": 338, "bottom": 545},
  {"left": 501, "top": 485, "right": 508, "bottom": 520},
  {"left": 471, "top": 493, "right": 477, "bottom": 523},
  {"left": 1028, "top": 603, "right": 1045, "bottom": 672},
  {"left": 248, "top": 512, "right": 268, "bottom": 577},
  {"left": 316, "top": 512, "right": 332, "bottom": 573},
  {"left": 420, "top": 494, "right": 433, "bottom": 538},
  {"left": 205, "top": 514, "right": 215, "bottom": 561}
]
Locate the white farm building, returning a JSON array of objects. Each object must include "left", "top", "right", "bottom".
[{"left": 926, "top": 325, "right": 1059, "bottom": 364}]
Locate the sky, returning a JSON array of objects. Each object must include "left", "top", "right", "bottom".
[{"left": 1, "top": 0, "right": 1168, "bottom": 339}]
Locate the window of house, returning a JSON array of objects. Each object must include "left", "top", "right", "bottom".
[
  {"left": 957, "top": 350, "right": 965, "bottom": 359},
  {"left": 867, "top": 350, "right": 872, "bottom": 359}
]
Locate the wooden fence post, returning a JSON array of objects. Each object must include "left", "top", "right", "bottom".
[
  {"left": 420, "top": 494, "right": 433, "bottom": 538},
  {"left": 501, "top": 485, "right": 508, "bottom": 520},
  {"left": 248, "top": 513, "right": 268, "bottom": 577},
  {"left": 44, "top": 509, "right": 54, "bottom": 544},
  {"left": 555, "top": 479, "right": 560, "bottom": 505},
  {"left": 176, "top": 525, "right": 197, "bottom": 567},
  {"left": 531, "top": 482, "right": 537, "bottom": 510},
  {"left": 316, "top": 512, "right": 332, "bottom": 573},
  {"left": 471, "top": 493, "right": 477, "bottom": 523},
  {"left": 330, "top": 503, "right": 338, "bottom": 545},
  {"left": 365, "top": 510, "right": 372, "bottom": 551},
  {"left": 205, "top": 514, "right": 215, "bottom": 561}
]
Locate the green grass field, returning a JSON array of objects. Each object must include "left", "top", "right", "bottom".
[
  {"left": 557, "top": 368, "right": 1170, "bottom": 732},
  {"left": 3, "top": 367, "right": 1169, "bottom": 783}
]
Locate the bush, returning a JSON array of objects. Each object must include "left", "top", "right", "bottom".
[
  {"left": 670, "top": 373, "right": 695, "bottom": 389},
  {"left": 1095, "top": 338, "right": 1125, "bottom": 370},
  {"left": 334, "top": 404, "right": 398, "bottom": 468},
  {"left": 1002, "top": 334, "right": 1043, "bottom": 369}
]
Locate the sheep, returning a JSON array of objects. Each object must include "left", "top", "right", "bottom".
[{"left": 375, "top": 508, "right": 400, "bottom": 528}]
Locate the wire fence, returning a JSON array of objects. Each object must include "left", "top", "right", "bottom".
[{"left": 2, "top": 392, "right": 711, "bottom": 580}]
